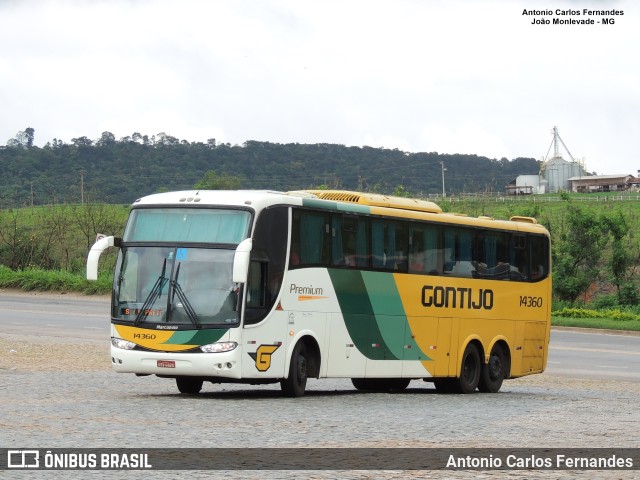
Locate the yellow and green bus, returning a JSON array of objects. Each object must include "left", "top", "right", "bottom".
[{"left": 87, "top": 189, "right": 551, "bottom": 396}]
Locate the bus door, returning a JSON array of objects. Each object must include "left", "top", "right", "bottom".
[
  {"left": 240, "top": 206, "right": 289, "bottom": 380},
  {"left": 240, "top": 256, "right": 288, "bottom": 379}
]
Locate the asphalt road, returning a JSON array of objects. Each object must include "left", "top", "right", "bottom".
[
  {"left": 0, "top": 291, "right": 109, "bottom": 339},
  {"left": 1, "top": 290, "right": 639, "bottom": 383},
  {"left": 546, "top": 328, "right": 640, "bottom": 383}
]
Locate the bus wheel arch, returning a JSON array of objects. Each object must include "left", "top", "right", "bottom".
[
  {"left": 280, "top": 335, "right": 321, "bottom": 397},
  {"left": 478, "top": 340, "right": 510, "bottom": 393}
]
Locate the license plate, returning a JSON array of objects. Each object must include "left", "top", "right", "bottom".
[{"left": 157, "top": 360, "right": 176, "bottom": 368}]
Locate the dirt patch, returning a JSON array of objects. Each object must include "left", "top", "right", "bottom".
[{"left": 0, "top": 333, "right": 110, "bottom": 372}]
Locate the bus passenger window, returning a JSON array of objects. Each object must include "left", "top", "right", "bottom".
[
  {"left": 291, "top": 210, "right": 330, "bottom": 267},
  {"left": 331, "top": 215, "right": 369, "bottom": 268},
  {"left": 529, "top": 235, "right": 549, "bottom": 282},
  {"left": 372, "top": 220, "right": 407, "bottom": 271},
  {"left": 409, "top": 224, "right": 442, "bottom": 275}
]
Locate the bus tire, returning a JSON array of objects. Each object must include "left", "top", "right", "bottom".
[
  {"left": 281, "top": 342, "right": 308, "bottom": 397},
  {"left": 351, "top": 378, "right": 410, "bottom": 392},
  {"left": 384, "top": 378, "right": 410, "bottom": 391},
  {"left": 351, "top": 378, "right": 373, "bottom": 391},
  {"left": 478, "top": 344, "right": 506, "bottom": 393},
  {"left": 176, "top": 377, "right": 203, "bottom": 394},
  {"left": 433, "top": 378, "right": 455, "bottom": 393},
  {"left": 453, "top": 343, "right": 481, "bottom": 394}
]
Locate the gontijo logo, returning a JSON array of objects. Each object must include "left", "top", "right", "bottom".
[
  {"left": 422, "top": 285, "right": 494, "bottom": 310},
  {"left": 248, "top": 344, "right": 280, "bottom": 372}
]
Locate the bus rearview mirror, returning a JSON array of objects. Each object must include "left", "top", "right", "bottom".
[
  {"left": 86, "top": 235, "right": 115, "bottom": 281},
  {"left": 233, "top": 238, "right": 253, "bottom": 283}
]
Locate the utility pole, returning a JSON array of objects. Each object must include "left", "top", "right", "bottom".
[
  {"left": 440, "top": 161, "right": 447, "bottom": 198},
  {"left": 80, "top": 170, "right": 86, "bottom": 204}
]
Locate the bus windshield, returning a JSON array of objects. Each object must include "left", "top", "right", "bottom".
[
  {"left": 124, "top": 208, "right": 251, "bottom": 244},
  {"left": 113, "top": 246, "right": 239, "bottom": 326}
]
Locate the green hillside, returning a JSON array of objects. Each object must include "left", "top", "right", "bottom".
[{"left": 1, "top": 129, "right": 539, "bottom": 206}]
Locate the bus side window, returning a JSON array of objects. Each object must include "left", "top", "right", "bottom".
[
  {"left": 246, "top": 260, "right": 267, "bottom": 308},
  {"left": 244, "top": 206, "right": 288, "bottom": 325},
  {"left": 444, "top": 228, "right": 474, "bottom": 278},
  {"left": 291, "top": 210, "right": 330, "bottom": 268},
  {"left": 331, "top": 215, "right": 370, "bottom": 268},
  {"left": 529, "top": 235, "right": 549, "bottom": 282},
  {"left": 372, "top": 219, "right": 407, "bottom": 271},
  {"left": 409, "top": 224, "right": 442, "bottom": 275}
]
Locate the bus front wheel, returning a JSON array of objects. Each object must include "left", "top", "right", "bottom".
[
  {"left": 281, "top": 342, "right": 308, "bottom": 397},
  {"left": 351, "top": 378, "right": 410, "bottom": 392},
  {"left": 176, "top": 377, "right": 203, "bottom": 394}
]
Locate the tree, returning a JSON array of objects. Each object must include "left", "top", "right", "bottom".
[
  {"left": 601, "top": 210, "right": 640, "bottom": 305},
  {"left": 72, "top": 136, "right": 94, "bottom": 147},
  {"left": 552, "top": 205, "right": 609, "bottom": 304},
  {"left": 6, "top": 128, "right": 35, "bottom": 148},
  {"left": 97, "top": 131, "right": 116, "bottom": 146},
  {"left": 25, "top": 127, "right": 35, "bottom": 148}
]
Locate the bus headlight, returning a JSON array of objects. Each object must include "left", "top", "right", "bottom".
[
  {"left": 112, "top": 337, "right": 137, "bottom": 350},
  {"left": 200, "top": 342, "right": 238, "bottom": 353}
]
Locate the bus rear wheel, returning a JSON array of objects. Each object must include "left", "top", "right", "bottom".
[
  {"left": 452, "top": 343, "right": 481, "bottom": 394},
  {"left": 478, "top": 344, "right": 506, "bottom": 393},
  {"left": 351, "top": 378, "right": 410, "bottom": 392},
  {"left": 176, "top": 377, "right": 203, "bottom": 394},
  {"left": 281, "top": 342, "right": 308, "bottom": 397}
]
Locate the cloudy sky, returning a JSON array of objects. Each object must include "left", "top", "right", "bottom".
[{"left": 1, "top": 0, "right": 638, "bottom": 175}]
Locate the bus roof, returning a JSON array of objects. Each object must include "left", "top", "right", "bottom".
[
  {"left": 294, "top": 190, "right": 443, "bottom": 214},
  {"left": 131, "top": 190, "right": 301, "bottom": 212},
  {"left": 288, "top": 190, "right": 548, "bottom": 235},
  {"left": 131, "top": 190, "right": 548, "bottom": 235}
]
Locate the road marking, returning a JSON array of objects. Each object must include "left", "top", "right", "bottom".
[
  {"left": 551, "top": 346, "right": 640, "bottom": 356},
  {"left": 2, "top": 308, "right": 106, "bottom": 317}
]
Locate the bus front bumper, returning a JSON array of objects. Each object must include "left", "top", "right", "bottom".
[{"left": 110, "top": 346, "right": 242, "bottom": 379}]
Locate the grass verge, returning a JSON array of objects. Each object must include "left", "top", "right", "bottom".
[
  {"left": 552, "top": 309, "right": 640, "bottom": 332},
  {"left": 0, "top": 265, "right": 112, "bottom": 295}
]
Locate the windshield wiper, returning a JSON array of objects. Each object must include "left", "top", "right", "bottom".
[
  {"left": 169, "top": 263, "right": 202, "bottom": 328},
  {"left": 134, "top": 259, "right": 168, "bottom": 326}
]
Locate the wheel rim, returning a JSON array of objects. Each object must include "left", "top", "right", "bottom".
[
  {"left": 462, "top": 352, "right": 478, "bottom": 384},
  {"left": 488, "top": 353, "right": 502, "bottom": 381}
]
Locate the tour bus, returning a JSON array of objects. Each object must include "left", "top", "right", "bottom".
[{"left": 87, "top": 189, "right": 551, "bottom": 396}]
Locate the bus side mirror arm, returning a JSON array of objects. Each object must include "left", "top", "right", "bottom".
[
  {"left": 86, "top": 235, "right": 116, "bottom": 281},
  {"left": 233, "top": 238, "right": 253, "bottom": 284}
]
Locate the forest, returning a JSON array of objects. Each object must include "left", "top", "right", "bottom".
[{"left": 1, "top": 128, "right": 541, "bottom": 207}]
